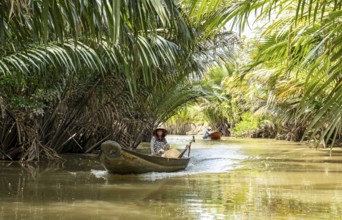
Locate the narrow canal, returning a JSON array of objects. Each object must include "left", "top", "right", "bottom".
[{"left": 1, "top": 136, "right": 342, "bottom": 219}]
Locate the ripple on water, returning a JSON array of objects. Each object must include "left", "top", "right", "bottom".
[{"left": 91, "top": 148, "right": 247, "bottom": 181}]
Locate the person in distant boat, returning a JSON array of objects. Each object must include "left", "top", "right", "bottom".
[
  {"left": 203, "top": 126, "right": 212, "bottom": 138},
  {"left": 150, "top": 127, "right": 170, "bottom": 156}
]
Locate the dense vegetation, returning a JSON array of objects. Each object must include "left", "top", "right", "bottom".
[
  {"left": 1, "top": 0, "right": 341, "bottom": 161},
  {"left": 167, "top": 0, "right": 342, "bottom": 147},
  {"left": 0, "top": 0, "right": 233, "bottom": 161}
]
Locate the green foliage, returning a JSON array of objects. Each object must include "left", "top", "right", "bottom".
[
  {"left": 164, "top": 105, "right": 207, "bottom": 134},
  {"left": 9, "top": 96, "right": 45, "bottom": 110},
  {"left": 166, "top": 0, "right": 342, "bottom": 145},
  {"left": 223, "top": 0, "right": 342, "bottom": 145},
  {"left": 168, "top": 106, "right": 205, "bottom": 125},
  {"left": 195, "top": 0, "right": 342, "bottom": 144},
  {"left": 232, "top": 112, "right": 260, "bottom": 137},
  {"left": 0, "top": 0, "right": 236, "bottom": 161}
]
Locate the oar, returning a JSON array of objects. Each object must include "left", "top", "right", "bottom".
[{"left": 178, "top": 136, "right": 195, "bottom": 158}]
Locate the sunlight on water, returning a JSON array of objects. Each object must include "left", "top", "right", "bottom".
[
  {"left": 91, "top": 147, "right": 246, "bottom": 181},
  {"left": 1, "top": 136, "right": 342, "bottom": 219},
  {"left": 91, "top": 135, "right": 247, "bottom": 181}
]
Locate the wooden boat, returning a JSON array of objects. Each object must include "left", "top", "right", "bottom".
[
  {"left": 209, "top": 131, "right": 223, "bottom": 140},
  {"left": 100, "top": 140, "right": 192, "bottom": 174}
]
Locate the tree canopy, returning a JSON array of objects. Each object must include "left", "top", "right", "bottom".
[{"left": 0, "top": 0, "right": 341, "bottom": 161}]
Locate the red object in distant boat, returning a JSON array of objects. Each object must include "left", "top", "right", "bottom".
[{"left": 209, "top": 131, "right": 222, "bottom": 140}]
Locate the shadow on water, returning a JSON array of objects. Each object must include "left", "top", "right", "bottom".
[{"left": 1, "top": 136, "right": 342, "bottom": 219}]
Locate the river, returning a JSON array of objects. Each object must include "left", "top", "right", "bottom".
[{"left": 1, "top": 136, "right": 342, "bottom": 219}]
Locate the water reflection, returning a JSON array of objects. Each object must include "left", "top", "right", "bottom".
[
  {"left": 0, "top": 137, "right": 342, "bottom": 219},
  {"left": 112, "top": 147, "right": 244, "bottom": 181}
]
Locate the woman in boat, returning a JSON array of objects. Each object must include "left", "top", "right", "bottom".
[
  {"left": 203, "top": 126, "right": 212, "bottom": 139},
  {"left": 150, "top": 127, "right": 170, "bottom": 156}
]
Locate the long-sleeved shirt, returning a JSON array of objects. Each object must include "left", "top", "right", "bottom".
[
  {"left": 204, "top": 129, "right": 211, "bottom": 138},
  {"left": 150, "top": 136, "right": 168, "bottom": 154}
]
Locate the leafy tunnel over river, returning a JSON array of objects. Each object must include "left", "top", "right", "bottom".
[
  {"left": 1, "top": 0, "right": 342, "bottom": 161},
  {"left": 1, "top": 0, "right": 342, "bottom": 219}
]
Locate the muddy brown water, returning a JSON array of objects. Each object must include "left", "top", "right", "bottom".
[{"left": 1, "top": 136, "right": 342, "bottom": 220}]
